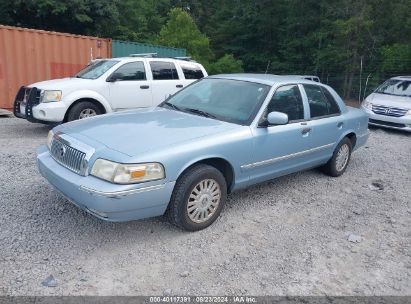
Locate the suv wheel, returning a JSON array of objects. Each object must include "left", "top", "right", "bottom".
[
  {"left": 67, "top": 101, "right": 102, "bottom": 122},
  {"left": 167, "top": 164, "right": 227, "bottom": 231},
  {"left": 321, "top": 137, "right": 352, "bottom": 177}
]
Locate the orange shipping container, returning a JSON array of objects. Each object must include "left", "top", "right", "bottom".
[{"left": 0, "top": 25, "right": 112, "bottom": 109}]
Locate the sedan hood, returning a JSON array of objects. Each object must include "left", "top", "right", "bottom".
[
  {"left": 367, "top": 93, "right": 411, "bottom": 109},
  {"left": 55, "top": 108, "right": 238, "bottom": 157}
]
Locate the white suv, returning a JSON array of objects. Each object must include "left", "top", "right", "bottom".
[{"left": 13, "top": 56, "right": 207, "bottom": 123}]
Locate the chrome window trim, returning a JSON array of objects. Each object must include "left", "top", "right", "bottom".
[
  {"left": 79, "top": 183, "right": 166, "bottom": 198},
  {"left": 241, "top": 142, "right": 335, "bottom": 170},
  {"left": 52, "top": 132, "right": 95, "bottom": 176}
]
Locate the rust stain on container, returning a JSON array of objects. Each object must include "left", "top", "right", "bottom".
[{"left": 0, "top": 25, "right": 112, "bottom": 109}]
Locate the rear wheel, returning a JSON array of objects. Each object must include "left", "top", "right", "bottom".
[
  {"left": 67, "top": 101, "right": 102, "bottom": 122},
  {"left": 167, "top": 164, "right": 227, "bottom": 231},
  {"left": 321, "top": 137, "right": 352, "bottom": 177}
]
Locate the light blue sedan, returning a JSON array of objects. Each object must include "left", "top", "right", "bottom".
[{"left": 37, "top": 74, "right": 370, "bottom": 231}]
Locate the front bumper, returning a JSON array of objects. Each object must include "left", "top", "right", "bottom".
[
  {"left": 13, "top": 86, "right": 65, "bottom": 123},
  {"left": 36, "top": 146, "right": 175, "bottom": 221},
  {"left": 31, "top": 102, "right": 66, "bottom": 122},
  {"left": 362, "top": 106, "right": 411, "bottom": 132}
]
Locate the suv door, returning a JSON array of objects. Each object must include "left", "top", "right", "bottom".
[
  {"left": 149, "top": 61, "right": 184, "bottom": 105},
  {"left": 248, "top": 84, "right": 314, "bottom": 184},
  {"left": 107, "top": 61, "right": 152, "bottom": 110},
  {"left": 301, "top": 84, "right": 343, "bottom": 162}
]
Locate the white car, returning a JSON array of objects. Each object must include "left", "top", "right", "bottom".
[
  {"left": 13, "top": 56, "right": 207, "bottom": 123},
  {"left": 361, "top": 76, "right": 411, "bottom": 132}
]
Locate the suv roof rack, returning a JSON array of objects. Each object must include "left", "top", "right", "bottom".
[
  {"left": 127, "top": 53, "right": 197, "bottom": 63},
  {"left": 129, "top": 53, "right": 158, "bottom": 58},
  {"left": 174, "top": 56, "right": 195, "bottom": 62}
]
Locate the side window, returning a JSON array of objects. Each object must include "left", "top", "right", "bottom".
[
  {"left": 180, "top": 64, "right": 204, "bottom": 79},
  {"left": 150, "top": 61, "right": 179, "bottom": 80},
  {"left": 111, "top": 62, "right": 146, "bottom": 81},
  {"left": 321, "top": 87, "right": 340, "bottom": 115},
  {"left": 267, "top": 84, "right": 304, "bottom": 122},
  {"left": 303, "top": 84, "right": 340, "bottom": 118}
]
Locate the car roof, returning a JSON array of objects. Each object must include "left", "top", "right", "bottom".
[
  {"left": 209, "top": 73, "right": 321, "bottom": 86},
  {"left": 391, "top": 76, "right": 411, "bottom": 80}
]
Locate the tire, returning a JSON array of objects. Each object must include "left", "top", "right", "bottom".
[
  {"left": 321, "top": 137, "right": 353, "bottom": 177},
  {"left": 167, "top": 164, "right": 227, "bottom": 231},
  {"left": 67, "top": 101, "right": 102, "bottom": 122}
]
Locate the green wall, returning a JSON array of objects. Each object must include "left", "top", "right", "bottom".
[{"left": 112, "top": 40, "right": 186, "bottom": 58}]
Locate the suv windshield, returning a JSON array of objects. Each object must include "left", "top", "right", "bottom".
[
  {"left": 160, "top": 78, "right": 271, "bottom": 125},
  {"left": 75, "top": 60, "right": 119, "bottom": 79},
  {"left": 376, "top": 79, "right": 411, "bottom": 97}
]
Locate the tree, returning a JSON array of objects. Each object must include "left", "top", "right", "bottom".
[
  {"left": 156, "top": 8, "right": 213, "bottom": 64},
  {"left": 207, "top": 54, "right": 244, "bottom": 75}
]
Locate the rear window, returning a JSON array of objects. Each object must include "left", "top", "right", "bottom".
[
  {"left": 180, "top": 63, "right": 204, "bottom": 79},
  {"left": 150, "top": 61, "right": 179, "bottom": 80}
]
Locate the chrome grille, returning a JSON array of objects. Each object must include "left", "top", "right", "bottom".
[
  {"left": 372, "top": 104, "right": 407, "bottom": 117},
  {"left": 50, "top": 138, "right": 86, "bottom": 175}
]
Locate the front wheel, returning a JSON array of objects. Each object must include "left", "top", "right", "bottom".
[
  {"left": 67, "top": 101, "right": 102, "bottom": 122},
  {"left": 167, "top": 164, "right": 227, "bottom": 231},
  {"left": 321, "top": 137, "right": 352, "bottom": 177}
]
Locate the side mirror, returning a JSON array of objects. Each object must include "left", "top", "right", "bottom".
[{"left": 267, "top": 111, "right": 288, "bottom": 125}]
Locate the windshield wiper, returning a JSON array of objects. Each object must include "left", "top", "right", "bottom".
[
  {"left": 183, "top": 107, "right": 217, "bottom": 119},
  {"left": 163, "top": 102, "right": 183, "bottom": 112}
]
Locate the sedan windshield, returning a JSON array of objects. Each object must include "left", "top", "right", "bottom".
[
  {"left": 161, "top": 78, "right": 271, "bottom": 125},
  {"left": 376, "top": 79, "right": 411, "bottom": 97},
  {"left": 75, "top": 60, "right": 119, "bottom": 79}
]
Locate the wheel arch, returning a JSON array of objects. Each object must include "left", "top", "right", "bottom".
[
  {"left": 63, "top": 98, "right": 107, "bottom": 122},
  {"left": 345, "top": 131, "right": 357, "bottom": 148},
  {"left": 177, "top": 157, "right": 235, "bottom": 193}
]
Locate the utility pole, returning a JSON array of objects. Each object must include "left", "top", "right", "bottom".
[{"left": 358, "top": 56, "right": 363, "bottom": 105}]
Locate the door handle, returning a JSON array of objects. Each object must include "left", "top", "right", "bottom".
[
  {"left": 140, "top": 85, "right": 149, "bottom": 89},
  {"left": 176, "top": 84, "right": 183, "bottom": 88},
  {"left": 301, "top": 127, "right": 312, "bottom": 135},
  {"left": 337, "top": 122, "right": 344, "bottom": 129}
]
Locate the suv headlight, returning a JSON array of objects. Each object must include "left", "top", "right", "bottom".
[
  {"left": 91, "top": 159, "right": 165, "bottom": 184},
  {"left": 362, "top": 101, "right": 373, "bottom": 110},
  {"left": 47, "top": 130, "right": 54, "bottom": 150},
  {"left": 41, "top": 90, "right": 62, "bottom": 103}
]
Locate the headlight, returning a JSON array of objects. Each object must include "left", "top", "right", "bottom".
[
  {"left": 47, "top": 130, "right": 54, "bottom": 150},
  {"left": 91, "top": 159, "right": 165, "bottom": 184},
  {"left": 362, "top": 101, "right": 373, "bottom": 110},
  {"left": 41, "top": 90, "right": 62, "bottom": 103},
  {"left": 407, "top": 109, "right": 411, "bottom": 116}
]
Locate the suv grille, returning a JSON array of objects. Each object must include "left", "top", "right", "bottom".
[
  {"left": 50, "top": 139, "right": 86, "bottom": 175},
  {"left": 372, "top": 104, "right": 407, "bottom": 117}
]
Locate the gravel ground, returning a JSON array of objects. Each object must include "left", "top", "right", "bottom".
[{"left": 0, "top": 117, "right": 410, "bottom": 296}]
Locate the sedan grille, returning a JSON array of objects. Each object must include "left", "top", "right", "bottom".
[
  {"left": 50, "top": 139, "right": 86, "bottom": 175},
  {"left": 372, "top": 104, "right": 407, "bottom": 117}
]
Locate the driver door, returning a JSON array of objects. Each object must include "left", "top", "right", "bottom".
[
  {"left": 247, "top": 84, "right": 315, "bottom": 184},
  {"left": 108, "top": 61, "right": 152, "bottom": 110}
]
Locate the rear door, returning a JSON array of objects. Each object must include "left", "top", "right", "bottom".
[
  {"left": 107, "top": 61, "right": 152, "bottom": 110},
  {"left": 301, "top": 84, "right": 344, "bottom": 162},
  {"left": 149, "top": 61, "right": 185, "bottom": 105}
]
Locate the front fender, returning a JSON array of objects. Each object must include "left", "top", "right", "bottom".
[{"left": 63, "top": 90, "right": 113, "bottom": 113}]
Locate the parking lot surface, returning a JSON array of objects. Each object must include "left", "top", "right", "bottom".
[{"left": 0, "top": 117, "right": 410, "bottom": 295}]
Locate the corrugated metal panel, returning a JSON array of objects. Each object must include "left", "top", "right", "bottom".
[
  {"left": 0, "top": 25, "right": 112, "bottom": 109},
  {"left": 112, "top": 40, "right": 186, "bottom": 58}
]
